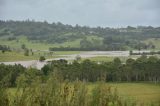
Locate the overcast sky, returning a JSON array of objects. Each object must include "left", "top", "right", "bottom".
[{"left": 0, "top": 0, "right": 160, "bottom": 27}]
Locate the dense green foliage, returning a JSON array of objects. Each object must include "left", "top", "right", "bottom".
[
  {"left": 0, "top": 20, "right": 160, "bottom": 50},
  {"left": 39, "top": 56, "right": 46, "bottom": 62},
  {"left": 0, "top": 64, "right": 25, "bottom": 87},
  {"left": 0, "top": 56, "right": 160, "bottom": 88},
  {"left": 0, "top": 64, "right": 43, "bottom": 88},
  {"left": 42, "top": 56, "right": 160, "bottom": 82}
]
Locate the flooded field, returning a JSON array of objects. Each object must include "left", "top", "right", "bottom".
[{"left": 0, "top": 50, "right": 149, "bottom": 69}]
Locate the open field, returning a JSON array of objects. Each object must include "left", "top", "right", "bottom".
[
  {"left": 8, "top": 83, "right": 160, "bottom": 105},
  {"left": 81, "top": 56, "right": 133, "bottom": 63},
  {"left": 0, "top": 50, "right": 83, "bottom": 62},
  {"left": 143, "top": 38, "right": 160, "bottom": 50},
  {"left": 0, "top": 36, "right": 81, "bottom": 50},
  {"left": 81, "top": 56, "right": 114, "bottom": 62},
  {"left": 0, "top": 51, "right": 62, "bottom": 62},
  {"left": 53, "top": 51, "right": 82, "bottom": 55},
  {"left": 88, "top": 83, "right": 160, "bottom": 104},
  {"left": 0, "top": 36, "right": 103, "bottom": 50}
]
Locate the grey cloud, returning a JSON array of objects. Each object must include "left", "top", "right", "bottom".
[
  {"left": 0, "top": 0, "right": 159, "bottom": 27},
  {"left": 0, "top": 0, "right": 5, "bottom": 6},
  {"left": 0, "top": 0, "right": 5, "bottom": 15}
]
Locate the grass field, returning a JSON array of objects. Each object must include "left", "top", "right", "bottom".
[
  {"left": 0, "top": 36, "right": 81, "bottom": 50},
  {"left": 0, "top": 51, "right": 63, "bottom": 62},
  {"left": 81, "top": 56, "right": 133, "bottom": 63},
  {"left": 88, "top": 83, "right": 160, "bottom": 104},
  {"left": 81, "top": 56, "right": 114, "bottom": 62},
  {"left": 0, "top": 50, "right": 83, "bottom": 62},
  {"left": 8, "top": 83, "right": 160, "bottom": 105},
  {"left": 143, "top": 38, "right": 160, "bottom": 50},
  {"left": 53, "top": 51, "right": 82, "bottom": 55},
  {"left": 0, "top": 36, "right": 103, "bottom": 50}
]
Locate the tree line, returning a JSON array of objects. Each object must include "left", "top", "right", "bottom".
[
  {"left": 42, "top": 56, "right": 160, "bottom": 82},
  {"left": 0, "top": 55, "right": 160, "bottom": 88}
]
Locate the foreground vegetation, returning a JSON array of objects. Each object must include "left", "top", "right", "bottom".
[
  {"left": 107, "top": 83, "right": 160, "bottom": 104},
  {"left": 1, "top": 76, "right": 160, "bottom": 106},
  {"left": 1, "top": 82, "right": 160, "bottom": 106},
  {"left": 7, "top": 82, "right": 160, "bottom": 105}
]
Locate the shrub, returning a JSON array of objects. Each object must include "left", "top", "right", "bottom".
[{"left": 39, "top": 56, "right": 46, "bottom": 62}]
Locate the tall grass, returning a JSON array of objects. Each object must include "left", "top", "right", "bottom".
[
  {"left": 0, "top": 73, "right": 160, "bottom": 106},
  {"left": 0, "top": 86, "right": 9, "bottom": 106}
]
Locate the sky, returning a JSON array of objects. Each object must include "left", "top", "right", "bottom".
[{"left": 0, "top": 0, "right": 160, "bottom": 27}]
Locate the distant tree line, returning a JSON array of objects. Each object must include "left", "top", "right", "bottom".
[
  {"left": 49, "top": 47, "right": 107, "bottom": 51},
  {"left": 49, "top": 46, "right": 125, "bottom": 51},
  {"left": 49, "top": 35, "right": 155, "bottom": 51}
]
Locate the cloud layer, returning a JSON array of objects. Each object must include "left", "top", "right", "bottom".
[{"left": 0, "top": 0, "right": 160, "bottom": 27}]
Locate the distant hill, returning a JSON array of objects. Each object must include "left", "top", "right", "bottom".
[{"left": 0, "top": 20, "right": 160, "bottom": 50}]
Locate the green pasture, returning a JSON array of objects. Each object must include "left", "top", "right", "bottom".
[
  {"left": 8, "top": 83, "right": 160, "bottom": 105},
  {"left": 0, "top": 51, "right": 61, "bottom": 62},
  {"left": 81, "top": 56, "right": 114, "bottom": 62},
  {"left": 88, "top": 83, "right": 160, "bottom": 104},
  {"left": 143, "top": 38, "right": 160, "bottom": 50},
  {"left": 0, "top": 36, "right": 103, "bottom": 50}
]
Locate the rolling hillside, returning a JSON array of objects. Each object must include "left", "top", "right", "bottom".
[{"left": 0, "top": 20, "right": 160, "bottom": 50}]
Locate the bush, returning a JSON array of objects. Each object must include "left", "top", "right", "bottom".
[
  {"left": 0, "top": 87, "right": 9, "bottom": 106},
  {"left": 24, "top": 49, "right": 29, "bottom": 56},
  {"left": 39, "top": 56, "right": 46, "bottom": 62}
]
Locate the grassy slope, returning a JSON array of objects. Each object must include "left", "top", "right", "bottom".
[
  {"left": 143, "top": 38, "right": 160, "bottom": 50},
  {"left": 0, "top": 36, "right": 80, "bottom": 50},
  {"left": 88, "top": 83, "right": 160, "bottom": 104},
  {"left": 0, "top": 36, "right": 103, "bottom": 50},
  {"left": 0, "top": 35, "right": 102, "bottom": 62}
]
